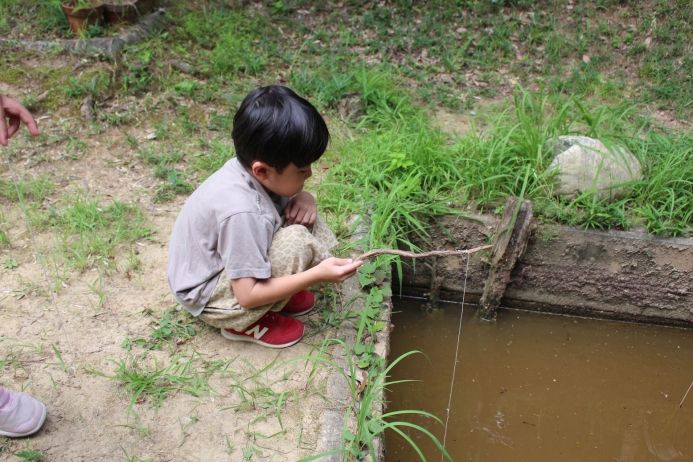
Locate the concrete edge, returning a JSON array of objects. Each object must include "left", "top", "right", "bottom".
[
  {"left": 314, "top": 215, "right": 394, "bottom": 461},
  {"left": 397, "top": 216, "right": 693, "bottom": 327}
]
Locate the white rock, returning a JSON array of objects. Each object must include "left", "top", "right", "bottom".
[{"left": 548, "top": 135, "right": 642, "bottom": 200}]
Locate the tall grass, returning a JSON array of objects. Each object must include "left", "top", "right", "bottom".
[
  {"left": 315, "top": 68, "right": 465, "bottom": 252},
  {"left": 317, "top": 69, "right": 691, "bottom": 254},
  {"left": 630, "top": 131, "right": 693, "bottom": 236}
]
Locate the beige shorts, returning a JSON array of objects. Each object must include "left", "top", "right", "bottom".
[{"left": 198, "top": 218, "right": 337, "bottom": 331}]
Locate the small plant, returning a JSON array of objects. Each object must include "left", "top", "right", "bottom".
[
  {"left": 348, "top": 351, "right": 452, "bottom": 462},
  {"left": 123, "top": 307, "right": 197, "bottom": 351},
  {"left": 0, "top": 177, "right": 54, "bottom": 203},
  {"left": 138, "top": 147, "right": 193, "bottom": 202},
  {"left": 101, "top": 352, "right": 224, "bottom": 410},
  {"left": 63, "top": 71, "right": 110, "bottom": 100},
  {"left": 2, "top": 256, "right": 18, "bottom": 269},
  {"left": 15, "top": 448, "right": 44, "bottom": 462},
  {"left": 47, "top": 193, "right": 150, "bottom": 272}
]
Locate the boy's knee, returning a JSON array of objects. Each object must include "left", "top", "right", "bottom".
[
  {"left": 274, "top": 224, "right": 312, "bottom": 243},
  {"left": 269, "top": 224, "right": 316, "bottom": 270}
]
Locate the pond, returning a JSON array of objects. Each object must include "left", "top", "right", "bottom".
[{"left": 385, "top": 298, "right": 693, "bottom": 461}]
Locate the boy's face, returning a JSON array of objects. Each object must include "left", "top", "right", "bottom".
[{"left": 250, "top": 161, "right": 312, "bottom": 197}]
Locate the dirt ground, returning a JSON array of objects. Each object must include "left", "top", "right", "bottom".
[{"left": 0, "top": 109, "right": 347, "bottom": 461}]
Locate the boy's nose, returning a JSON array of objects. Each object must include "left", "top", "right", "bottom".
[{"left": 305, "top": 167, "right": 312, "bottom": 179}]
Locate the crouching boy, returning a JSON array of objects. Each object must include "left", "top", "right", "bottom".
[{"left": 168, "top": 85, "right": 362, "bottom": 348}]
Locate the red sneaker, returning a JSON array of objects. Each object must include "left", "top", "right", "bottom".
[
  {"left": 281, "top": 290, "right": 316, "bottom": 316},
  {"left": 221, "top": 312, "right": 305, "bottom": 348}
]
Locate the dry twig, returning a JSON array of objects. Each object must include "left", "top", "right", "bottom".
[{"left": 355, "top": 244, "right": 492, "bottom": 261}]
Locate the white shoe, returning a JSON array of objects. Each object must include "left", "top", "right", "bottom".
[{"left": 0, "top": 389, "right": 47, "bottom": 437}]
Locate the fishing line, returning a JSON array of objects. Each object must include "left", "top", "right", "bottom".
[{"left": 441, "top": 252, "right": 470, "bottom": 460}]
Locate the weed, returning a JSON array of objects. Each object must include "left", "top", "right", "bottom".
[
  {"left": 348, "top": 351, "right": 452, "bottom": 462},
  {"left": 224, "top": 434, "right": 235, "bottom": 455},
  {"left": 121, "top": 447, "right": 154, "bottom": 462},
  {"left": 0, "top": 338, "right": 45, "bottom": 372},
  {"left": 87, "top": 270, "right": 107, "bottom": 310},
  {"left": 630, "top": 131, "right": 693, "bottom": 236},
  {"left": 48, "top": 194, "right": 151, "bottom": 272},
  {"left": 0, "top": 211, "right": 9, "bottom": 247},
  {"left": 138, "top": 147, "right": 193, "bottom": 202},
  {"left": 190, "top": 140, "right": 234, "bottom": 179},
  {"left": 14, "top": 448, "right": 44, "bottom": 462},
  {"left": 0, "top": 178, "right": 54, "bottom": 203},
  {"left": 122, "top": 46, "right": 155, "bottom": 94},
  {"left": 208, "top": 11, "right": 273, "bottom": 76},
  {"left": 123, "top": 307, "right": 197, "bottom": 351},
  {"left": 103, "top": 352, "right": 223, "bottom": 410},
  {"left": 296, "top": 340, "right": 450, "bottom": 461},
  {"left": 51, "top": 343, "right": 71, "bottom": 375},
  {"left": 1, "top": 256, "right": 18, "bottom": 269},
  {"left": 63, "top": 137, "right": 88, "bottom": 160},
  {"left": 63, "top": 70, "right": 110, "bottom": 100}
]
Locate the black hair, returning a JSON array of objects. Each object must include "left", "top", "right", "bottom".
[{"left": 232, "top": 85, "right": 329, "bottom": 172}]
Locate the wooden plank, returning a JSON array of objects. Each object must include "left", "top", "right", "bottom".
[{"left": 478, "top": 197, "right": 534, "bottom": 321}]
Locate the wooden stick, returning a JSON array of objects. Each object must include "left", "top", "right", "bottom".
[{"left": 355, "top": 244, "right": 492, "bottom": 261}]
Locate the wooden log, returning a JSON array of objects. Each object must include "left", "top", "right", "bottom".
[
  {"left": 0, "top": 9, "right": 168, "bottom": 60},
  {"left": 478, "top": 197, "right": 534, "bottom": 321}
]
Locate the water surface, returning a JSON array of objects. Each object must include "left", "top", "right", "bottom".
[{"left": 385, "top": 298, "right": 693, "bottom": 462}]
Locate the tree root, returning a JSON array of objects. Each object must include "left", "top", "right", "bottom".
[{"left": 0, "top": 9, "right": 168, "bottom": 61}]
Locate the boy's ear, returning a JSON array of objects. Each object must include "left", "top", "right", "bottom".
[{"left": 250, "top": 161, "right": 272, "bottom": 181}]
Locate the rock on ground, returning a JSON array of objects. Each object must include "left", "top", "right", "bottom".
[{"left": 547, "top": 135, "right": 642, "bottom": 200}]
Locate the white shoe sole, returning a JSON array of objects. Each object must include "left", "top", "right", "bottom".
[
  {"left": 220, "top": 329, "right": 303, "bottom": 349},
  {"left": 282, "top": 306, "right": 315, "bottom": 317}
]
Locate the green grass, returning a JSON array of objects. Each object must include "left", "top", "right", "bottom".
[
  {"left": 0, "top": 337, "right": 45, "bottom": 375},
  {"left": 1, "top": 181, "right": 151, "bottom": 288},
  {"left": 138, "top": 146, "right": 194, "bottom": 202},
  {"left": 122, "top": 307, "right": 197, "bottom": 351},
  {"left": 317, "top": 78, "right": 691, "bottom": 239},
  {"left": 105, "top": 352, "right": 226, "bottom": 410},
  {"left": 48, "top": 193, "right": 151, "bottom": 272},
  {"left": 0, "top": 177, "right": 54, "bottom": 203},
  {"left": 14, "top": 448, "right": 45, "bottom": 462}
]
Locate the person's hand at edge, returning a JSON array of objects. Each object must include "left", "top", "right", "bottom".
[{"left": 0, "top": 95, "right": 40, "bottom": 147}]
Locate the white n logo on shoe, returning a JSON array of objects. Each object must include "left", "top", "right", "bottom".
[{"left": 245, "top": 325, "right": 269, "bottom": 340}]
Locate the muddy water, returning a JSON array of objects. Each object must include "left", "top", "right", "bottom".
[{"left": 385, "top": 298, "right": 693, "bottom": 462}]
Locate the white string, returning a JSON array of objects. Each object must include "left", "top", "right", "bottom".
[{"left": 441, "top": 253, "right": 470, "bottom": 460}]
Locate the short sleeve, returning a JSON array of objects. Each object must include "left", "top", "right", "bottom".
[{"left": 218, "top": 213, "right": 274, "bottom": 279}]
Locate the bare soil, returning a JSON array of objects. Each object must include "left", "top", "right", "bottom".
[{"left": 1, "top": 120, "right": 339, "bottom": 461}]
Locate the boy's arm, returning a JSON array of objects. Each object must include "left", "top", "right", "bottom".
[{"left": 231, "top": 257, "right": 362, "bottom": 308}]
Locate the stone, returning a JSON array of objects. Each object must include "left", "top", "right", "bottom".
[{"left": 547, "top": 135, "right": 642, "bottom": 200}]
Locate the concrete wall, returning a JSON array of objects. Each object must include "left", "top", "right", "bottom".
[{"left": 397, "top": 216, "right": 693, "bottom": 327}]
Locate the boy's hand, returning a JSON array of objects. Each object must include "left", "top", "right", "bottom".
[
  {"left": 314, "top": 257, "right": 363, "bottom": 282},
  {"left": 285, "top": 191, "right": 317, "bottom": 226},
  {"left": 0, "top": 95, "right": 39, "bottom": 147}
]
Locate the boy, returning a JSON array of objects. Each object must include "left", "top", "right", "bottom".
[{"left": 168, "top": 85, "right": 362, "bottom": 348}]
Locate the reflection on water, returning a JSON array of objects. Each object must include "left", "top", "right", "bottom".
[{"left": 385, "top": 298, "right": 693, "bottom": 462}]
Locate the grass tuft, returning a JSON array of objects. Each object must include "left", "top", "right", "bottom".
[{"left": 48, "top": 194, "right": 151, "bottom": 272}]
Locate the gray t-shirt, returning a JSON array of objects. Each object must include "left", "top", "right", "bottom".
[{"left": 167, "top": 157, "right": 289, "bottom": 316}]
